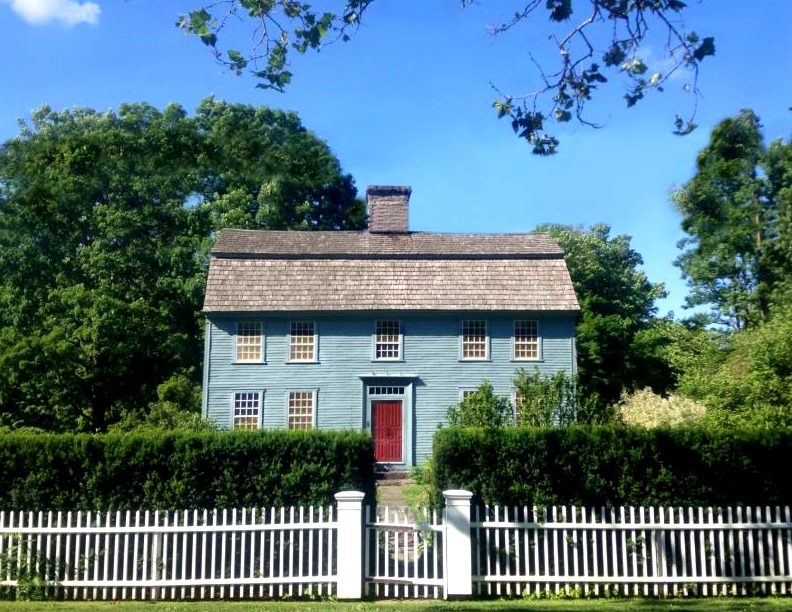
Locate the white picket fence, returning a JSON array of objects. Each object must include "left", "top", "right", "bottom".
[
  {"left": 471, "top": 504, "right": 792, "bottom": 597},
  {"left": 1, "top": 491, "right": 791, "bottom": 600},
  {"left": 0, "top": 504, "right": 337, "bottom": 600}
]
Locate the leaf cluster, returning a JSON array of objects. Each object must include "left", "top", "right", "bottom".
[
  {"left": 177, "top": 1, "right": 372, "bottom": 92},
  {"left": 178, "top": 1, "right": 714, "bottom": 154}
]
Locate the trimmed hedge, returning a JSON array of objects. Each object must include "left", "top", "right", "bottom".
[
  {"left": 432, "top": 425, "right": 792, "bottom": 507},
  {"left": 0, "top": 429, "right": 375, "bottom": 510}
]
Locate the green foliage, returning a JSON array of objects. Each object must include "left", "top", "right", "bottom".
[
  {"left": 179, "top": 1, "right": 713, "bottom": 154},
  {"left": 673, "top": 109, "right": 792, "bottom": 329},
  {"left": 446, "top": 381, "right": 513, "bottom": 427},
  {"left": 678, "top": 305, "right": 792, "bottom": 429},
  {"left": 0, "top": 429, "right": 375, "bottom": 510},
  {"left": 177, "top": 2, "right": 371, "bottom": 92},
  {"left": 432, "top": 425, "right": 792, "bottom": 508},
  {"left": 0, "top": 99, "right": 363, "bottom": 432},
  {"left": 539, "top": 224, "right": 668, "bottom": 413},
  {"left": 513, "top": 369, "right": 580, "bottom": 426}
]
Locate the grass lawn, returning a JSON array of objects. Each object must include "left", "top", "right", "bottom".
[{"left": 4, "top": 599, "right": 792, "bottom": 612}]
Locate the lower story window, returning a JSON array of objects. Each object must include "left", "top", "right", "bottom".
[
  {"left": 233, "top": 391, "right": 261, "bottom": 429},
  {"left": 288, "top": 391, "right": 314, "bottom": 429},
  {"left": 514, "top": 391, "right": 525, "bottom": 426}
]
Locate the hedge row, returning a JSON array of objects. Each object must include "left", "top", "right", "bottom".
[
  {"left": 0, "top": 429, "right": 375, "bottom": 511},
  {"left": 432, "top": 425, "right": 792, "bottom": 507}
]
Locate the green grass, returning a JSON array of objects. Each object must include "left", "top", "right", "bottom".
[{"left": 4, "top": 599, "right": 792, "bottom": 612}]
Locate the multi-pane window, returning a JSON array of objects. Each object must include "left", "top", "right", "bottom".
[
  {"left": 289, "top": 321, "right": 316, "bottom": 361},
  {"left": 236, "top": 321, "right": 262, "bottom": 362},
  {"left": 233, "top": 391, "right": 260, "bottom": 429},
  {"left": 288, "top": 391, "right": 314, "bottom": 429},
  {"left": 461, "top": 320, "right": 487, "bottom": 359},
  {"left": 375, "top": 320, "right": 402, "bottom": 360},
  {"left": 514, "top": 320, "right": 539, "bottom": 360}
]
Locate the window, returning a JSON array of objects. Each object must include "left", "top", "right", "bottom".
[
  {"left": 368, "top": 386, "right": 405, "bottom": 396},
  {"left": 236, "top": 321, "right": 262, "bottom": 362},
  {"left": 375, "top": 320, "right": 402, "bottom": 360},
  {"left": 233, "top": 391, "right": 261, "bottom": 429},
  {"left": 461, "top": 320, "right": 487, "bottom": 360},
  {"left": 289, "top": 321, "right": 316, "bottom": 362},
  {"left": 288, "top": 391, "right": 314, "bottom": 429},
  {"left": 514, "top": 390, "right": 525, "bottom": 426},
  {"left": 461, "top": 389, "right": 478, "bottom": 401},
  {"left": 514, "top": 320, "right": 539, "bottom": 360}
]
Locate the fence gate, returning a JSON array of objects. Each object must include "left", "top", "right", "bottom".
[{"left": 364, "top": 505, "right": 445, "bottom": 598}]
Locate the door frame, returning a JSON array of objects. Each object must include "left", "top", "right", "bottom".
[{"left": 362, "top": 379, "right": 413, "bottom": 468}]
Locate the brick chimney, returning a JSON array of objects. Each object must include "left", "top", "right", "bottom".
[{"left": 366, "top": 186, "right": 411, "bottom": 234}]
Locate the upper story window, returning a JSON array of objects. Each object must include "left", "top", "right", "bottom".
[
  {"left": 375, "top": 319, "right": 402, "bottom": 360},
  {"left": 288, "top": 391, "right": 315, "bottom": 429},
  {"left": 289, "top": 321, "right": 316, "bottom": 362},
  {"left": 514, "top": 320, "right": 539, "bottom": 360},
  {"left": 236, "top": 321, "right": 263, "bottom": 362},
  {"left": 461, "top": 320, "right": 488, "bottom": 360},
  {"left": 233, "top": 391, "right": 261, "bottom": 430}
]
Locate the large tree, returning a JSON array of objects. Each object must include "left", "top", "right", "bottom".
[
  {"left": 178, "top": 1, "right": 714, "bottom": 155},
  {"left": 539, "top": 224, "right": 668, "bottom": 414},
  {"left": 673, "top": 109, "right": 792, "bottom": 329},
  {"left": 0, "top": 99, "right": 363, "bottom": 432}
]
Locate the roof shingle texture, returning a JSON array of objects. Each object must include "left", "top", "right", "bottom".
[{"left": 204, "top": 229, "right": 580, "bottom": 313}]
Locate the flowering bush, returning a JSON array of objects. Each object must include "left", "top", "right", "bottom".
[{"left": 618, "top": 387, "right": 706, "bottom": 428}]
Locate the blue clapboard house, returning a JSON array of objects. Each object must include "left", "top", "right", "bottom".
[{"left": 202, "top": 186, "right": 580, "bottom": 467}]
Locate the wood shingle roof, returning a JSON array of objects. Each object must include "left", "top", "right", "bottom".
[{"left": 204, "top": 229, "right": 580, "bottom": 314}]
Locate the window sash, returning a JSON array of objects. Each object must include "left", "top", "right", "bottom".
[
  {"left": 461, "top": 320, "right": 487, "bottom": 359},
  {"left": 236, "top": 321, "right": 262, "bottom": 362},
  {"left": 375, "top": 320, "right": 401, "bottom": 360},
  {"left": 233, "top": 391, "right": 260, "bottom": 430},
  {"left": 288, "top": 391, "right": 314, "bottom": 429},
  {"left": 289, "top": 321, "right": 316, "bottom": 361},
  {"left": 514, "top": 320, "right": 539, "bottom": 359}
]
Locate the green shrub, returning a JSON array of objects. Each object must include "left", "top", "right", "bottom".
[
  {"left": 432, "top": 425, "right": 792, "bottom": 507},
  {"left": 446, "top": 381, "right": 513, "bottom": 427},
  {"left": 0, "top": 429, "right": 375, "bottom": 510}
]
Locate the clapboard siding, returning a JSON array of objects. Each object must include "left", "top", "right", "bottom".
[{"left": 204, "top": 313, "right": 576, "bottom": 465}]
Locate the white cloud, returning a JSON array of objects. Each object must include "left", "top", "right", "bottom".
[{"left": 3, "top": 0, "right": 100, "bottom": 26}]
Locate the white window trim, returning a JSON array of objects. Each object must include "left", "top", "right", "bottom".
[
  {"left": 512, "top": 319, "right": 541, "bottom": 361},
  {"left": 232, "top": 390, "right": 263, "bottom": 430},
  {"left": 235, "top": 320, "right": 265, "bottom": 363},
  {"left": 460, "top": 320, "right": 489, "bottom": 361},
  {"left": 373, "top": 319, "right": 403, "bottom": 361},
  {"left": 286, "top": 389, "right": 317, "bottom": 429},
  {"left": 512, "top": 388, "right": 524, "bottom": 426},
  {"left": 287, "top": 320, "right": 318, "bottom": 363},
  {"left": 458, "top": 388, "right": 479, "bottom": 402}
]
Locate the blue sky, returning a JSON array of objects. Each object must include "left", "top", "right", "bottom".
[{"left": 1, "top": 0, "right": 790, "bottom": 317}]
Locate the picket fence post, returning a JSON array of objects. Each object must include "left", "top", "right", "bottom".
[
  {"left": 443, "top": 489, "right": 473, "bottom": 598},
  {"left": 335, "top": 491, "right": 365, "bottom": 599}
]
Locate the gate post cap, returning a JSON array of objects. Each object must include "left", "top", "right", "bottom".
[
  {"left": 335, "top": 491, "right": 366, "bottom": 502},
  {"left": 443, "top": 490, "right": 473, "bottom": 504}
]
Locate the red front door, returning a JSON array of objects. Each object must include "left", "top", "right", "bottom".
[{"left": 372, "top": 400, "right": 403, "bottom": 463}]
